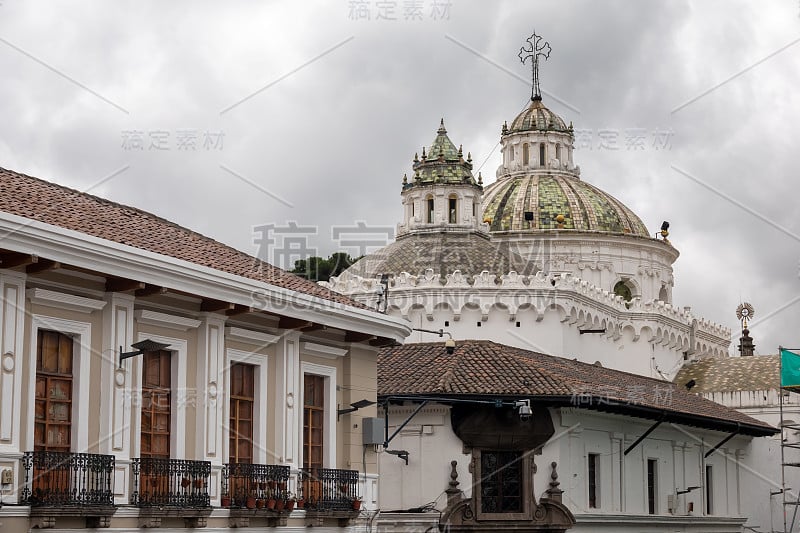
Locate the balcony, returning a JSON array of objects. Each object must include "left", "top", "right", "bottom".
[
  {"left": 298, "top": 467, "right": 361, "bottom": 515},
  {"left": 131, "top": 457, "right": 211, "bottom": 526},
  {"left": 20, "top": 451, "right": 115, "bottom": 527},
  {"left": 221, "top": 462, "right": 292, "bottom": 510}
]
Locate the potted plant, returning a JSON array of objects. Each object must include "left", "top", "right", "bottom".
[
  {"left": 221, "top": 495, "right": 232, "bottom": 508},
  {"left": 296, "top": 497, "right": 305, "bottom": 509},
  {"left": 194, "top": 478, "right": 204, "bottom": 489},
  {"left": 352, "top": 497, "right": 362, "bottom": 511},
  {"left": 246, "top": 495, "right": 257, "bottom": 509},
  {"left": 181, "top": 477, "right": 191, "bottom": 489},
  {"left": 256, "top": 497, "right": 266, "bottom": 509},
  {"left": 267, "top": 497, "right": 277, "bottom": 510},
  {"left": 286, "top": 493, "right": 296, "bottom": 512}
]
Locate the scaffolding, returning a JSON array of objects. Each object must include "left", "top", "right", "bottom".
[{"left": 780, "top": 347, "right": 800, "bottom": 533}]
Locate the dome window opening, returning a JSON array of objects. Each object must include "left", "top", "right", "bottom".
[
  {"left": 523, "top": 143, "right": 530, "bottom": 165},
  {"left": 449, "top": 197, "right": 458, "bottom": 224},
  {"left": 613, "top": 280, "right": 637, "bottom": 308},
  {"left": 427, "top": 197, "right": 435, "bottom": 224},
  {"left": 539, "top": 143, "right": 546, "bottom": 167},
  {"left": 555, "top": 144, "right": 561, "bottom": 162},
  {"left": 509, "top": 146, "right": 515, "bottom": 162}
]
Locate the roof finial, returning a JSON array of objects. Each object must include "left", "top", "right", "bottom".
[
  {"left": 477, "top": 172, "right": 483, "bottom": 186},
  {"left": 438, "top": 118, "right": 446, "bottom": 134},
  {"left": 402, "top": 173, "right": 408, "bottom": 185},
  {"left": 519, "top": 31, "right": 551, "bottom": 101},
  {"left": 736, "top": 303, "right": 756, "bottom": 356},
  {"left": 421, "top": 146, "right": 427, "bottom": 160}
]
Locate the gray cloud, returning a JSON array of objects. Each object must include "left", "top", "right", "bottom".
[{"left": 0, "top": 0, "right": 797, "bottom": 354}]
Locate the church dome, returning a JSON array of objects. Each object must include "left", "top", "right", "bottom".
[
  {"left": 506, "top": 98, "right": 570, "bottom": 134},
  {"left": 482, "top": 174, "right": 650, "bottom": 236},
  {"left": 342, "top": 231, "right": 535, "bottom": 279}
]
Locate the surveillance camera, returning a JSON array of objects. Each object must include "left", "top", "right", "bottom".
[{"left": 514, "top": 399, "right": 533, "bottom": 421}]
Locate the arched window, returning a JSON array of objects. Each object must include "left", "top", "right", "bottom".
[
  {"left": 555, "top": 144, "right": 561, "bottom": 161},
  {"left": 613, "top": 281, "right": 633, "bottom": 302},
  {"left": 658, "top": 285, "right": 670, "bottom": 303},
  {"left": 522, "top": 143, "right": 529, "bottom": 165},
  {"left": 427, "top": 197, "right": 435, "bottom": 223},
  {"left": 539, "top": 143, "right": 546, "bottom": 167},
  {"left": 448, "top": 196, "right": 458, "bottom": 224}
]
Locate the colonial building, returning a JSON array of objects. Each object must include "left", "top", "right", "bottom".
[
  {"left": 0, "top": 167, "right": 410, "bottom": 531},
  {"left": 377, "top": 341, "right": 775, "bottom": 533}
]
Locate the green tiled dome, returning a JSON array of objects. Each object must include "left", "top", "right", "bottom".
[
  {"left": 404, "top": 120, "right": 478, "bottom": 189},
  {"left": 507, "top": 98, "right": 570, "bottom": 134},
  {"left": 482, "top": 174, "right": 650, "bottom": 236}
]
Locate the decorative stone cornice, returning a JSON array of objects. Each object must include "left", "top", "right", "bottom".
[{"left": 26, "top": 288, "right": 106, "bottom": 314}]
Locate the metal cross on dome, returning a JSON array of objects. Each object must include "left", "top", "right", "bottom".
[{"left": 519, "top": 31, "right": 551, "bottom": 101}]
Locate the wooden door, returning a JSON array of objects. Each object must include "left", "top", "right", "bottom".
[
  {"left": 140, "top": 350, "right": 171, "bottom": 503},
  {"left": 33, "top": 330, "right": 74, "bottom": 502},
  {"left": 228, "top": 363, "right": 255, "bottom": 501},
  {"left": 303, "top": 375, "right": 325, "bottom": 503}
]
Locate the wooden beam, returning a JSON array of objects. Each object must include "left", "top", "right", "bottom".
[
  {"left": 278, "top": 316, "right": 313, "bottom": 330},
  {"left": 301, "top": 323, "right": 327, "bottom": 332},
  {"left": 26, "top": 260, "right": 61, "bottom": 274},
  {"left": 226, "top": 305, "right": 255, "bottom": 317},
  {"left": 344, "top": 331, "right": 375, "bottom": 343},
  {"left": 135, "top": 285, "right": 168, "bottom": 297},
  {"left": 200, "top": 299, "right": 235, "bottom": 313},
  {"left": 368, "top": 337, "right": 396, "bottom": 348},
  {"left": 0, "top": 253, "right": 38, "bottom": 269},
  {"left": 106, "top": 278, "right": 146, "bottom": 292}
]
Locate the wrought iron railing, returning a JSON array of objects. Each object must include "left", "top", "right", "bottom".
[
  {"left": 131, "top": 457, "right": 211, "bottom": 508},
  {"left": 297, "top": 467, "right": 360, "bottom": 512},
  {"left": 20, "top": 451, "right": 114, "bottom": 507},
  {"left": 220, "top": 462, "right": 291, "bottom": 509}
]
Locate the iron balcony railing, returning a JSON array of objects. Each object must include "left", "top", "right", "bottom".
[
  {"left": 220, "top": 462, "right": 291, "bottom": 509},
  {"left": 20, "top": 451, "right": 114, "bottom": 507},
  {"left": 298, "top": 467, "right": 360, "bottom": 512},
  {"left": 131, "top": 457, "right": 211, "bottom": 508}
]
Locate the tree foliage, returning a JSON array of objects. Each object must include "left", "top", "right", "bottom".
[{"left": 292, "top": 252, "right": 358, "bottom": 282}]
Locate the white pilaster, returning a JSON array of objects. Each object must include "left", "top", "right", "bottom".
[
  {"left": 100, "top": 292, "right": 135, "bottom": 505},
  {"left": 196, "top": 313, "right": 227, "bottom": 462},
  {"left": 0, "top": 271, "right": 26, "bottom": 504},
  {"left": 274, "top": 332, "right": 301, "bottom": 467}
]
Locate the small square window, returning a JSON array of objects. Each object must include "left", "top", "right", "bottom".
[
  {"left": 477, "top": 322, "right": 482, "bottom": 327},
  {"left": 444, "top": 320, "right": 450, "bottom": 327}
]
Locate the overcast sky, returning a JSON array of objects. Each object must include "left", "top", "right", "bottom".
[{"left": 1, "top": 0, "right": 798, "bottom": 355}]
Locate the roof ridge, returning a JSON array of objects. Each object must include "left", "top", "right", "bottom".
[
  {"left": 0, "top": 166, "right": 367, "bottom": 310},
  {"left": 0, "top": 166, "right": 285, "bottom": 273}
]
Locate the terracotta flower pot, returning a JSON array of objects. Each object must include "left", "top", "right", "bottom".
[
  {"left": 221, "top": 496, "right": 231, "bottom": 508},
  {"left": 267, "top": 498, "right": 277, "bottom": 510},
  {"left": 286, "top": 500, "right": 296, "bottom": 511},
  {"left": 181, "top": 477, "right": 191, "bottom": 488},
  {"left": 352, "top": 499, "right": 362, "bottom": 511},
  {"left": 256, "top": 498, "right": 266, "bottom": 509},
  {"left": 296, "top": 498, "right": 305, "bottom": 509},
  {"left": 246, "top": 496, "right": 257, "bottom": 509},
  {"left": 276, "top": 499, "right": 286, "bottom": 512}
]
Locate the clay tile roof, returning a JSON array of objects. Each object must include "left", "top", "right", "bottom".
[
  {"left": 0, "top": 167, "right": 367, "bottom": 310},
  {"left": 674, "top": 354, "right": 780, "bottom": 393},
  {"left": 379, "top": 340, "right": 776, "bottom": 436}
]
